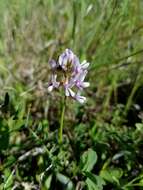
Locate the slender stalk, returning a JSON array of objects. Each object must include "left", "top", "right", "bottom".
[
  {"left": 59, "top": 96, "right": 66, "bottom": 144},
  {"left": 72, "top": 0, "right": 77, "bottom": 43}
]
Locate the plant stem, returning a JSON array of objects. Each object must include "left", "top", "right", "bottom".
[{"left": 59, "top": 96, "right": 66, "bottom": 144}]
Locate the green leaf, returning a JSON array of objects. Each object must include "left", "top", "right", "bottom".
[
  {"left": 44, "top": 174, "right": 53, "bottom": 190},
  {"left": 56, "top": 173, "right": 74, "bottom": 190},
  {"left": 80, "top": 148, "right": 97, "bottom": 172},
  {"left": 86, "top": 177, "right": 98, "bottom": 190},
  {"left": 135, "top": 123, "right": 143, "bottom": 131},
  {"left": 3, "top": 168, "right": 14, "bottom": 190},
  {"left": 100, "top": 168, "right": 123, "bottom": 185},
  {"left": 139, "top": 178, "right": 143, "bottom": 186},
  {"left": 85, "top": 172, "right": 105, "bottom": 190}
]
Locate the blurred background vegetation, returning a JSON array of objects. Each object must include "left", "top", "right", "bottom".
[{"left": 0, "top": 0, "right": 143, "bottom": 189}]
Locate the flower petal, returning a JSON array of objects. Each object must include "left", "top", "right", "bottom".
[
  {"left": 68, "top": 88, "right": 75, "bottom": 97},
  {"left": 82, "top": 82, "right": 90, "bottom": 88},
  {"left": 65, "top": 87, "right": 75, "bottom": 97},
  {"left": 81, "top": 60, "right": 90, "bottom": 69},
  {"left": 65, "top": 88, "right": 70, "bottom": 96},
  {"left": 51, "top": 74, "right": 60, "bottom": 88},
  {"left": 49, "top": 59, "right": 57, "bottom": 69},
  {"left": 76, "top": 95, "right": 86, "bottom": 104},
  {"left": 79, "top": 70, "right": 88, "bottom": 82},
  {"left": 48, "top": 85, "right": 53, "bottom": 92}
]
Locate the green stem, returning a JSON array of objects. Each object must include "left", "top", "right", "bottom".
[{"left": 59, "top": 96, "right": 66, "bottom": 144}]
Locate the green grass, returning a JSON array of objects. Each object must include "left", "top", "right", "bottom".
[{"left": 0, "top": 0, "right": 143, "bottom": 189}]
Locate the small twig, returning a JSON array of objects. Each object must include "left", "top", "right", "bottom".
[
  {"left": 40, "top": 164, "right": 53, "bottom": 185},
  {"left": 18, "top": 147, "right": 46, "bottom": 162}
]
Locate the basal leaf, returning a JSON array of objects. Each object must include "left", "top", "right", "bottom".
[{"left": 80, "top": 148, "right": 97, "bottom": 172}]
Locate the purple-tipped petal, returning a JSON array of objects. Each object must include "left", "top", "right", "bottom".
[
  {"left": 74, "top": 70, "right": 89, "bottom": 89},
  {"left": 75, "top": 94, "right": 86, "bottom": 104},
  {"left": 51, "top": 74, "right": 60, "bottom": 88},
  {"left": 58, "top": 49, "right": 79, "bottom": 71},
  {"left": 49, "top": 59, "right": 57, "bottom": 69},
  {"left": 59, "top": 51, "right": 67, "bottom": 69},
  {"left": 81, "top": 60, "right": 90, "bottom": 69},
  {"left": 79, "top": 70, "right": 88, "bottom": 82},
  {"left": 68, "top": 88, "right": 75, "bottom": 97},
  {"left": 48, "top": 74, "right": 60, "bottom": 92},
  {"left": 65, "top": 86, "right": 75, "bottom": 97}
]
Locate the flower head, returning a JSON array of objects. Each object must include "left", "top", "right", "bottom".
[{"left": 48, "top": 49, "right": 90, "bottom": 103}]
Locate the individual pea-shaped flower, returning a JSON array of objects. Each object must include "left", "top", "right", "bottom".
[
  {"left": 49, "top": 59, "right": 57, "bottom": 70},
  {"left": 74, "top": 60, "right": 90, "bottom": 73},
  {"left": 74, "top": 70, "right": 90, "bottom": 90},
  {"left": 48, "top": 74, "right": 60, "bottom": 92},
  {"left": 75, "top": 91, "right": 87, "bottom": 104},
  {"left": 59, "top": 49, "right": 80, "bottom": 72}
]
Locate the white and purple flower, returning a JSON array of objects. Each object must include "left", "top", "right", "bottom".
[{"left": 48, "top": 49, "right": 90, "bottom": 104}]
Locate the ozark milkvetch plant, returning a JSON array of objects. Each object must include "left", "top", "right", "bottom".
[{"left": 48, "top": 49, "right": 90, "bottom": 143}]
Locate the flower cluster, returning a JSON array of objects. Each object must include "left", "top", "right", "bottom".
[{"left": 48, "top": 49, "right": 90, "bottom": 103}]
